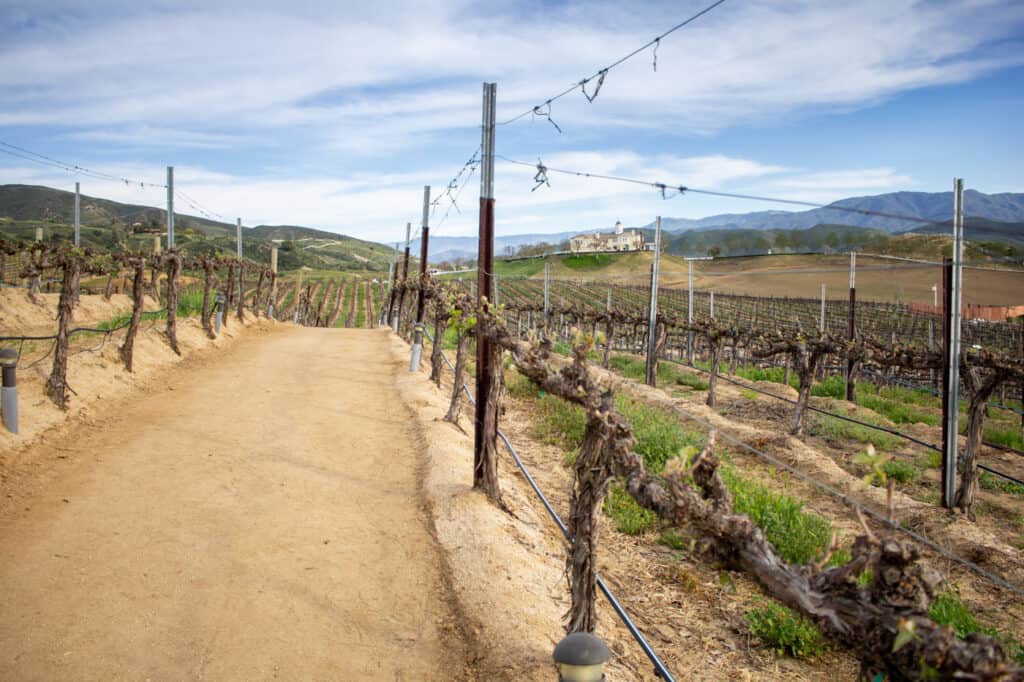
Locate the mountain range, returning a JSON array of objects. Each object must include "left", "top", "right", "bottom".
[{"left": 414, "top": 190, "right": 1024, "bottom": 262}]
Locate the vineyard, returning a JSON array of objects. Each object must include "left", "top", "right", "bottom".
[
  {"left": 2, "top": 213, "right": 1024, "bottom": 680},
  {"left": 374, "top": 259, "right": 1024, "bottom": 680}
]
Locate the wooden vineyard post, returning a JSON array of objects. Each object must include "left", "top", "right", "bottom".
[{"left": 473, "top": 81, "right": 501, "bottom": 503}]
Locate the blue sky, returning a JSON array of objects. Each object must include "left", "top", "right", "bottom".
[{"left": 0, "top": 0, "right": 1022, "bottom": 244}]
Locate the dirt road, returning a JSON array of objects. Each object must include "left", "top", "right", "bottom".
[{"left": 0, "top": 327, "right": 470, "bottom": 680}]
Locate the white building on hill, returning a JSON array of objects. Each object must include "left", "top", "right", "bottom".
[{"left": 569, "top": 221, "right": 644, "bottom": 253}]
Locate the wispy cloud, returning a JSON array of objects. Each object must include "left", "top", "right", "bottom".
[{"left": 0, "top": 0, "right": 1021, "bottom": 241}]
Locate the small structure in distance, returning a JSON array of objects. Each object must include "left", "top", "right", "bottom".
[{"left": 569, "top": 221, "right": 644, "bottom": 254}]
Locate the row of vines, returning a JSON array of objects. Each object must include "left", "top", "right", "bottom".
[{"left": 384, "top": 273, "right": 1022, "bottom": 680}]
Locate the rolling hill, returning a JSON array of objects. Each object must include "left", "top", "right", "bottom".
[{"left": 0, "top": 184, "right": 395, "bottom": 273}]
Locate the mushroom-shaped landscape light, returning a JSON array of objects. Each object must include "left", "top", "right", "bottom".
[{"left": 553, "top": 631, "right": 611, "bottom": 682}]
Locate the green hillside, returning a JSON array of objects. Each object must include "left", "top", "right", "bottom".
[{"left": 0, "top": 184, "right": 394, "bottom": 273}]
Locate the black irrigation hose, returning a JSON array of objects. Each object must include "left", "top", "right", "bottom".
[
  {"left": 675, "top": 361, "right": 1024, "bottom": 488},
  {"left": 424, "top": 328, "right": 677, "bottom": 681},
  {"left": 0, "top": 308, "right": 168, "bottom": 343}
]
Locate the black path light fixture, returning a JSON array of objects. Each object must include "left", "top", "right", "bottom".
[{"left": 553, "top": 631, "right": 612, "bottom": 681}]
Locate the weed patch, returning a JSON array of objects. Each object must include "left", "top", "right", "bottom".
[
  {"left": 604, "top": 483, "right": 658, "bottom": 535},
  {"left": 747, "top": 600, "right": 824, "bottom": 658}
]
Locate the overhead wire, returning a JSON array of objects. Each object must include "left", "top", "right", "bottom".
[
  {"left": 495, "top": 154, "right": 954, "bottom": 228},
  {"left": 498, "top": 0, "right": 728, "bottom": 127},
  {"left": 0, "top": 140, "right": 167, "bottom": 189}
]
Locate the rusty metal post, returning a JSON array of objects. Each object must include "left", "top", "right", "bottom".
[
  {"left": 845, "top": 252, "right": 857, "bottom": 402},
  {"left": 411, "top": 185, "right": 431, "bottom": 371},
  {"left": 474, "top": 82, "right": 497, "bottom": 490}
]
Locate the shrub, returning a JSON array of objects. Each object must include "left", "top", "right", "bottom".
[{"left": 747, "top": 601, "right": 824, "bottom": 658}]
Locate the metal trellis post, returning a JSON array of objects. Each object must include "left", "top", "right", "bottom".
[
  {"left": 74, "top": 182, "right": 80, "bottom": 247},
  {"left": 411, "top": 185, "right": 431, "bottom": 371},
  {"left": 941, "top": 178, "right": 965, "bottom": 508},
  {"left": 645, "top": 217, "right": 662, "bottom": 386},
  {"left": 166, "top": 167, "right": 174, "bottom": 248}
]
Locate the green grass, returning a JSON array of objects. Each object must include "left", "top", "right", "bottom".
[
  {"left": 604, "top": 483, "right": 659, "bottom": 535},
  {"left": 857, "top": 393, "right": 940, "bottom": 426},
  {"left": 561, "top": 253, "right": 617, "bottom": 270},
  {"left": 979, "top": 471, "right": 1024, "bottom": 495},
  {"left": 720, "top": 467, "right": 845, "bottom": 566},
  {"left": 811, "top": 375, "right": 847, "bottom": 399},
  {"left": 740, "top": 389, "right": 758, "bottom": 400},
  {"left": 610, "top": 355, "right": 708, "bottom": 390},
  {"left": 614, "top": 394, "right": 703, "bottom": 474},
  {"left": 809, "top": 411, "right": 903, "bottom": 451},
  {"left": 747, "top": 600, "right": 825, "bottom": 658},
  {"left": 882, "top": 459, "right": 921, "bottom": 485},
  {"left": 928, "top": 588, "right": 1024, "bottom": 665},
  {"left": 984, "top": 425, "right": 1024, "bottom": 451}
]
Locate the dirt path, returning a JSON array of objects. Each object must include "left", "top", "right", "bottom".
[{"left": 0, "top": 327, "right": 470, "bottom": 681}]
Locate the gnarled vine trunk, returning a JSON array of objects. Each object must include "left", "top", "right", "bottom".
[
  {"left": 201, "top": 258, "right": 215, "bottom": 339},
  {"left": 164, "top": 252, "right": 181, "bottom": 355},
  {"left": 45, "top": 258, "right": 80, "bottom": 409},
  {"left": 120, "top": 258, "right": 146, "bottom": 372},
  {"left": 444, "top": 329, "right": 467, "bottom": 424},
  {"left": 223, "top": 263, "right": 235, "bottom": 328}
]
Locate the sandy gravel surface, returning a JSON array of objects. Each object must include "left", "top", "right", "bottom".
[{"left": 0, "top": 327, "right": 470, "bottom": 681}]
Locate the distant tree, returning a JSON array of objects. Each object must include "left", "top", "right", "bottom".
[{"left": 706, "top": 245, "right": 721, "bottom": 258}]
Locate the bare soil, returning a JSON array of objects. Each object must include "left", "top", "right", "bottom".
[{"left": 0, "top": 327, "right": 472, "bottom": 680}]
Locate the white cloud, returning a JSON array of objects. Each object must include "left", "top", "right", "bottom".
[{"left": 0, "top": 0, "right": 1021, "bottom": 241}]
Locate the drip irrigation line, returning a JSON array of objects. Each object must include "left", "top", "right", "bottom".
[
  {"left": 0, "top": 308, "right": 168, "bottom": 344},
  {"left": 499, "top": 0, "right": 727, "bottom": 127},
  {"left": 422, "top": 327, "right": 676, "bottom": 681},
  {"left": 641, "top": 361, "right": 1024, "bottom": 596},
  {"left": 674, "top": 360, "right": 1024, "bottom": 487},
  {"left": 859, "top": 366, "right": 1024, "bottom": 420},
  {"left": 495, "top": 155, "right": 952, "bottom": 228}
]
